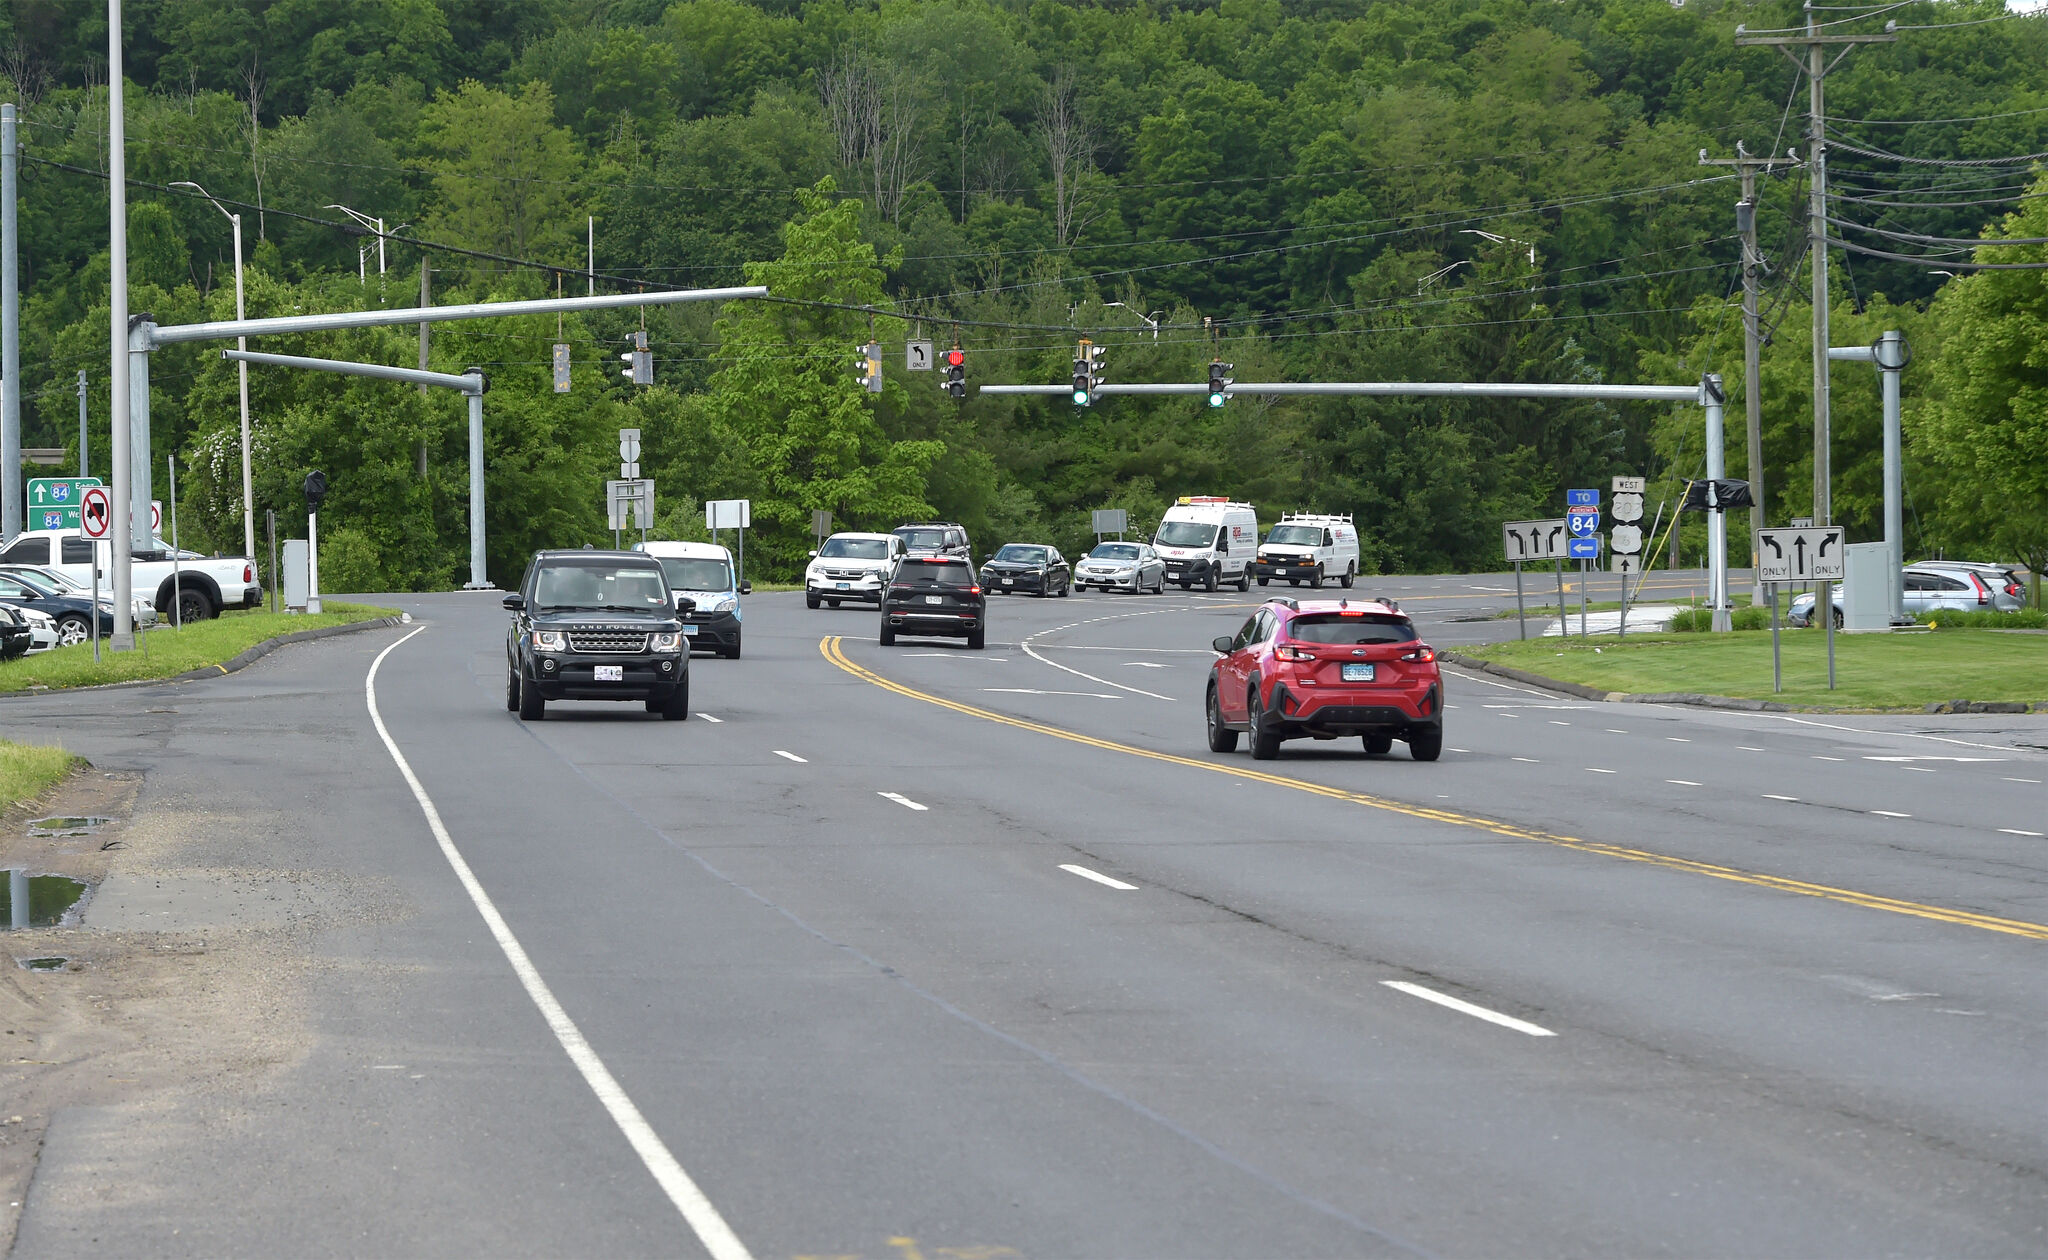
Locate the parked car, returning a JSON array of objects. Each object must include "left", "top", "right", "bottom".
[
  {"left": 634, "top": 540, "right": 747, "bottom": 658},
  {"left": 1910, "top": 560, "right": 2029, "bottom": 607},
  {"left": 1073, "top": 541, "right": 1166, "bottom": 593},
  {"left": 0, "top": 605, "right": 31, "bottom": 661},
  {"left": 1207, "top": 596, "right": 1444, "bottom": 761},
  {"left": 980, "top": 543, "right": 1070, "bottom": 597},
  {"left": 892, "top": 521, "right": 973, "bottom": 563},
  {"left": 805, "top": 532, "right": 906, "bottom": 608},
  {"left": 0, "top": 571, "right": 115, "bottom": 646},
  {"left": 0, "top": 529, "right": 259, "bottom": 621},
  {"left": 1786, "top": 564, "right": 2024, "bottom": 627},
  {"left": 502, "top": 550, "right": 691, "bottom": 721},
  {"left": 16, "top": 605, "right": 58, "bottom": 653},
  {"left": 880, "top": 555, "right": 986, "bottom": 649},
  {"left": 0, "top": 563, "right": 158, "bottom": 627}
]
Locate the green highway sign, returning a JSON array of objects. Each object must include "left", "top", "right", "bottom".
[{"left": 26, "top": 476, "right": 101, "bottom": 531}]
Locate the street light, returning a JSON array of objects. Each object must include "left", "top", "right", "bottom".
[
  {"left": 1103, "top": 301, "right": 1164, "bottom": 341},
  {"left": 170, "top": 182, "right": 255, "bottom": 561},
  {"left": 1460, "top": 228, "right": 1537, "bottom": 265},
  {"left": 326, "top": 204, "right": 386, "bottom": 280}
]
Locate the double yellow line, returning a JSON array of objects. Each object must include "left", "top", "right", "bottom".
[{"left": 822, "top": 636, "right": 2048, "bottom": 942}]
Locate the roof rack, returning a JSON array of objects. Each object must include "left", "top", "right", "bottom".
[
  {"left": 1270, "top": 596, "right": 1299, "bottom": 611},
  {"left": 1278, "top": 511, "right": 1353, "bottom": 523}
]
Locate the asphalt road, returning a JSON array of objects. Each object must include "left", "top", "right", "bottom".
[{"left": 5, "top": 575, "right": 2045, "bottom": 1258}]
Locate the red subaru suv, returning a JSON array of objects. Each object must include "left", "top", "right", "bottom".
[{"left": 1206, "top": 597, "right": 1443, "bottom": 761}]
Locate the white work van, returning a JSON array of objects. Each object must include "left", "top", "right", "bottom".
[
  {"left": 1152, "top": 497, "right": 1257, "bottom": 591},
  {"left": 1253, "top": 513, "right": 1360, "bottom": 588}
]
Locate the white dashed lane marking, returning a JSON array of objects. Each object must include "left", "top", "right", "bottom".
[
  {"left": 1512, "top": 757, "right": 1540, "bottom": 764},
  {"left": 1059, "top": 864, "right": 1138, "bottom": 890},
  {"left": 1871, "top": 810, "right": 1912, "bottom": 819},
  {"left": 1382, "top": 982, "right": 1556, "bottom": 1038},
  {"left": 1586, "top": 768, "right": 1615, "bottom": 774},
  {"left": 878, "top": 792, "right": 929, "bottom": 812},
  {"left": 695, "top": 713, "right": 722, "bottom": 723},
  {"left": 1764, "top": 794, "right": 1799, "bottom": 802},
  {"left": 1666, "top": 780, "right": 1702, "bottom": 787},
  {"left": 1999, "top": 828, "right": 2045, "bottom": 837},
  {"left": 773, "top": 750, "right": 807, "bottom": 763}
]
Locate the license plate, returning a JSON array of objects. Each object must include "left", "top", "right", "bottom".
[
  {"left": 680, "top": 624, "right": 697, "bottom": 635},
  {"left": 1341, "top": 662, "right": 1376, "bottom": 682},
  {"left": 926, "top": 595, "right": 943, "bottom": 604},
  {"left": 836, "top": 582, "right": 851, "bottom": 589},
  {"left": 594, "top": 664, "right": 624, "bottom": 682},
  {"left": 1002, "top": 578, "right": 1013, "bottom": 585}
]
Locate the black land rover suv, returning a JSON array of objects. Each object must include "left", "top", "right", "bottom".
[
  {"left": 880, "top": 555, "right": 986, "bottom": 649},
  {"left": 504, "top": 550, "right": 691, "bottom": 720}
]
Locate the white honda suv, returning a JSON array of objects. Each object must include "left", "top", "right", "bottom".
[{"left": 804, "top": 532, "right": 906, "bottom": 608}]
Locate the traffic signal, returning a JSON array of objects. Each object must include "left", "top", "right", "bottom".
[
  {"left": 855, "top": 341, "right": 883, "bottom": 393},
  {"left": 942, "top": 347, "right": 966, "bottom": 399},
  {"left": 1073, "top": 338, "right": 1105, "bottom": 405},
  {"left": 1207, "top": 360, "right": 1234, "bottom": 407},
  {"left": 618, "top": 330, "right": 652, "bottom": 386}
]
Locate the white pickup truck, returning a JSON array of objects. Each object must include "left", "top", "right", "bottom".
[{"left": 0, "top": 530, "right": 263, "bottom": 621}]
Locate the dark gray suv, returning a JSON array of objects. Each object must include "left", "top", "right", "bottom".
[
  {"left": 892, "top": 522, "right": 973, "bottom": 564},
  {"left": 504, "top": 550, "right": 691, "bottom": 720}
]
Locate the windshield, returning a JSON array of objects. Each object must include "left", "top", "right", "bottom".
[
  {"left": 0, "top": 571, "right": 64, "bottom": 597},
  {"left": 654, "top": 556, "right": 731, "bottom": 591},
  {"left": 897, "top": 529, "right": 949, "bottom": 550},
  {"left": 532, "top": 561, "right": 672, "bottom": 611},
  {"left": 993, "top": 545, "right": 1048, "bottom": 563},
  {"left": 819, "top": 537, "right": 890, "bottom": 560},
  {"left": 1156, "top": 521, "right": 1217, "bottom": 547},
  {"left": 1286, "top": 614, "right": 1417, "bottom": 645},
  {"left": 1088, "top": 544, "right": 1140, "bottom": 561},
  {"left": 1267, "top": 525, "right": 1323, "bottom": 546}
]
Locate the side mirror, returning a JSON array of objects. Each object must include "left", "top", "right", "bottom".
[
  {"left": 674, "top": 595, "right": 697, "bottom": 615},
  {"left": 739, "top": 581, "right": 752, "bottom": 595},
  {"left": 1212, "top": 635, "right": 1235, "bottom": 654},
  {"left": 808, "top": 550, "right": 818, "bottom": 559},
  {"left": 502, "top": 594, "right": 526, "bottom": 611}
]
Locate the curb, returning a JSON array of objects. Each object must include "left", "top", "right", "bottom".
[
  {"left": 1439, "top": 650, "right": 2048, "bottom": 715},
  {"left": 2, "top": 615, "right": 406, "bottom": 696}
]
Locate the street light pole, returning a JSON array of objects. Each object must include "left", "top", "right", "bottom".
[
  {"left": 326, "top": 204, "right": 387, "bottom": 279},
  {"left": 172, "top": 182, "right": 255, "bottom": 560}
]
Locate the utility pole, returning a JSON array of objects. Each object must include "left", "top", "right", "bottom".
[
  {"left": 2, "top": 102, "right": 19, "bottom": 541},
  {"left": 77, "top": 371, "right": 88, "bottom": 477},
  {"left": 108, "top": 0, "right": 134, "bottom": 650},
  {"left": 418, "top": 252, "right": 430, "bottom": 476},
  {"left": 1700, "top": 142, "right": 1793, "bottom": 604},
  {"left": 1736, "top": 15, "right": 1893, "bottom": 530}
]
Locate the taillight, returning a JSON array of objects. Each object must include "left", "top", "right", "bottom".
[
  {"left": 1399, "top": 645, "right": 1436, "bottom": 663},
  {"left": 969, "top": 585, "right": 982, "bottom": 596},
  {"left": 2006, "top": 581, "right": 2023, "bottom": 598},
  {"left": 244, "top": 563, "right": 253, "bottom": 582},
  {"left": 1273, "top": 643, "right": 1315, "bottom": 662},
  {"left": 1971, "top": 574, "right": 1989, "bottom": 605}
]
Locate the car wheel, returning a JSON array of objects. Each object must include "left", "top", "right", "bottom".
[
  {"left": 1206, "top": 684, "right": 1240, "bottom": 753},
  {"left": 176, "top": 588, "right": 215, "bottom": 623},
  {"left": 517, "top": 671, "right": 545, "bottom": 721},
  {"left": 1258, "top": 577, "right": 1269, "bottom": 587},
  {"left": 1832, "top": 608, "right": 1844, "bottom": 629},
  {"left": 1289, "top": 578, "right": 1301, "bottom": 587},
  {"left": 1310, "top": 567, "right": 1324, "bottom": 589},
  {"left": 661, "top": 676, "right": 691, "bottom": 720},
  {"left": 1204, "top": 569, "right": 1218, "bottom": 593},
  {"left": 828, "top": 599, "right": 841, "bottom": 608},
  {"left": 506, "top": 664, "right": 520, "bottom": 711},
  {"left": 968, "top": 627, "right": 985, "bottom": 650},
  {"left": 1363, "top": 733, "right": 1393, "bottom": 756},
  {"left": 1248, "top": 683, "right": 1281, "bottom": 761},
  {"left": 1060, "top": 578, "right": 1070, "bottom": 597},
  {"left": 55, "top": 614, "right": 91, "bottom": 647},
  {"left": 1339, "top": 565, "right": 1356, "bottom": 589},
  {"left": 806, "top": 594, "right": 821, "bottom": 609},
  {"left": 1408, "top": 727, "right": 1443, "bottom": 762},
  {"left": 726, "top": 635, "right": 742, "bottom": 660},
  {"left": 880, "top": 623, "right": 896, "bottom": 646}
]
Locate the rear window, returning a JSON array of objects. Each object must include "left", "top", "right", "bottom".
[
  {"left": 897, "top": 529, "right": 950, "bottom": 550},
  {"left": 897, "top": 559, "right": 975, "bottom": 584},
  {"left": 1286, "top": 613, "right": 1416, "bottom": 645}
]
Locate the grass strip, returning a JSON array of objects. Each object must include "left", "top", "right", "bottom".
[
  {"left": 0, "top": 602, "right": 396, "bottom": 693},
  {"left": 1465, "top": 628, "right": 2048, "bottom": 710},
  {"left": 0, "top": 738, "right": 81, "bottom": 808}
]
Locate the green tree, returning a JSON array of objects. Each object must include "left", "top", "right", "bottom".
[{"left": 417, "top": 80, "right": 584, "bottom": 264}]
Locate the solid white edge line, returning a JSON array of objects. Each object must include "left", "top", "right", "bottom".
[
  {"left": 878, "top": 791, "right": 930, "bottom": 811},
  {"left": 1381, "top": 981, "right": 1556, "bottom": 1037},
  {"left": 1998, "top": 828, "right": 2044, "bottom": 837},
  {"left": 773, "top": 750, "right": 807, "bottom": 763},
  {"left": 1059, "top": 863, "right": 1139, "bottom": 890},
  {"left": 366, "top": 627, "right": 752, "bottom": 1260},
  {"left": 1870, "top": 810, "right": 1912, "bottom": 818}
]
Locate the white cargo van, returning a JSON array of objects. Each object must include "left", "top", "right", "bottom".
[
  {"left": 1253, "top": 513, "right": 1360, "bottom": 588},
  {"left": 1152, "top": 497, "right": 1258, "bottom": 591}
]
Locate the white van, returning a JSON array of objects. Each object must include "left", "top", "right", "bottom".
[
  {"left": 1152, "top": 497, "right": 1258, "bottom": 591},
  {"left": 635, "top": 540, "right": 747, "bottom": 658},
  {"left": 1253, "top": 513, "right": 1360, "bottom": 588}
]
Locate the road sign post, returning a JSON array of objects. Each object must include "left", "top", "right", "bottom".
[
  {"left": 1756, "top": 525, "right": 1845, "bottom": 691},
  {"left": 1612, "top": 475, "right": 1644, "bottom": 637},
  {"left": 707, "top": 498, "right": 750, "bottom": 586},
  {"left": 1502, "top": 519, "right": 1569, "bottom": 639},
  {"left": 26, "top": 475, "right": 102, "bottom": 530}
]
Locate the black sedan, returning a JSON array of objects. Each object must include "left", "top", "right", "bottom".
[
  {"left": 0, "top": 571, "right": 114, "bottom": 646},
  {"left": 979, "top": 543, "right": 1071, "bottom": 597},
  {"left": 0, "top": 605, "right": 31, "bottom": 661}
]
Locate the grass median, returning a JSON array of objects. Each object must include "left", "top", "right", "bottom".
[
  {"left": 1, "top": 738, "right": 81, "bottom": 808},
  {"left": 1463, "top": 627, "right": 2048, "bottom": 710},
  {"left": 0, "top": 602, "right": 396, "bottom": 694}
]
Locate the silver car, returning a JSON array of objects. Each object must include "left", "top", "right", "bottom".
[
  {"left": 1074, "top": 541, "right": 1166, "bottom": 593},
  {"left": 1786, "top": 564, "right": 2024, "bottom": 626}
]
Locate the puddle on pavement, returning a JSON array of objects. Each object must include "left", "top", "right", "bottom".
[
  {"left": 20, "top": 956, "right": 69, "bottom": 971},
  {"left": 28, "top": 817, "right": 112, "bottom": 837},
  {"left": 2, "top": 870, "right": 89, "bottom": 929}
]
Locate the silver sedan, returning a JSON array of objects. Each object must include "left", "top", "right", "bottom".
[{"left": 1073, "top": 542, "right": 1166, "bottom": 593}]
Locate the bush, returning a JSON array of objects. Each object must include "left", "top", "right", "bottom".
[
  {"left": 1915, "top": 609, "right": 2048, "bottom": 630},
  {"left": 1667, "top": 605, "right": 1775, "bottom": 632},
  {"left": 316, "top": 526, "right": 386, "bottom": 594}
]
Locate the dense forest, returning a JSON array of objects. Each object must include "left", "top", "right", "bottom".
[{"left": 2, "top": 0, "right": 2045, "bottom": 587}]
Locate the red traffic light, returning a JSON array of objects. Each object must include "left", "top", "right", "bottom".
[{"left": 944, "top": 349, "right": 965, "bottom": 367}]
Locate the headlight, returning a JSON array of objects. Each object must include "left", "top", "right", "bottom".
[
  {"left": 650, "top": 631, "right": 684, "bottom": 651},
  {"left": 531, "top": 630, "right": 566, "bottom": 650}
]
